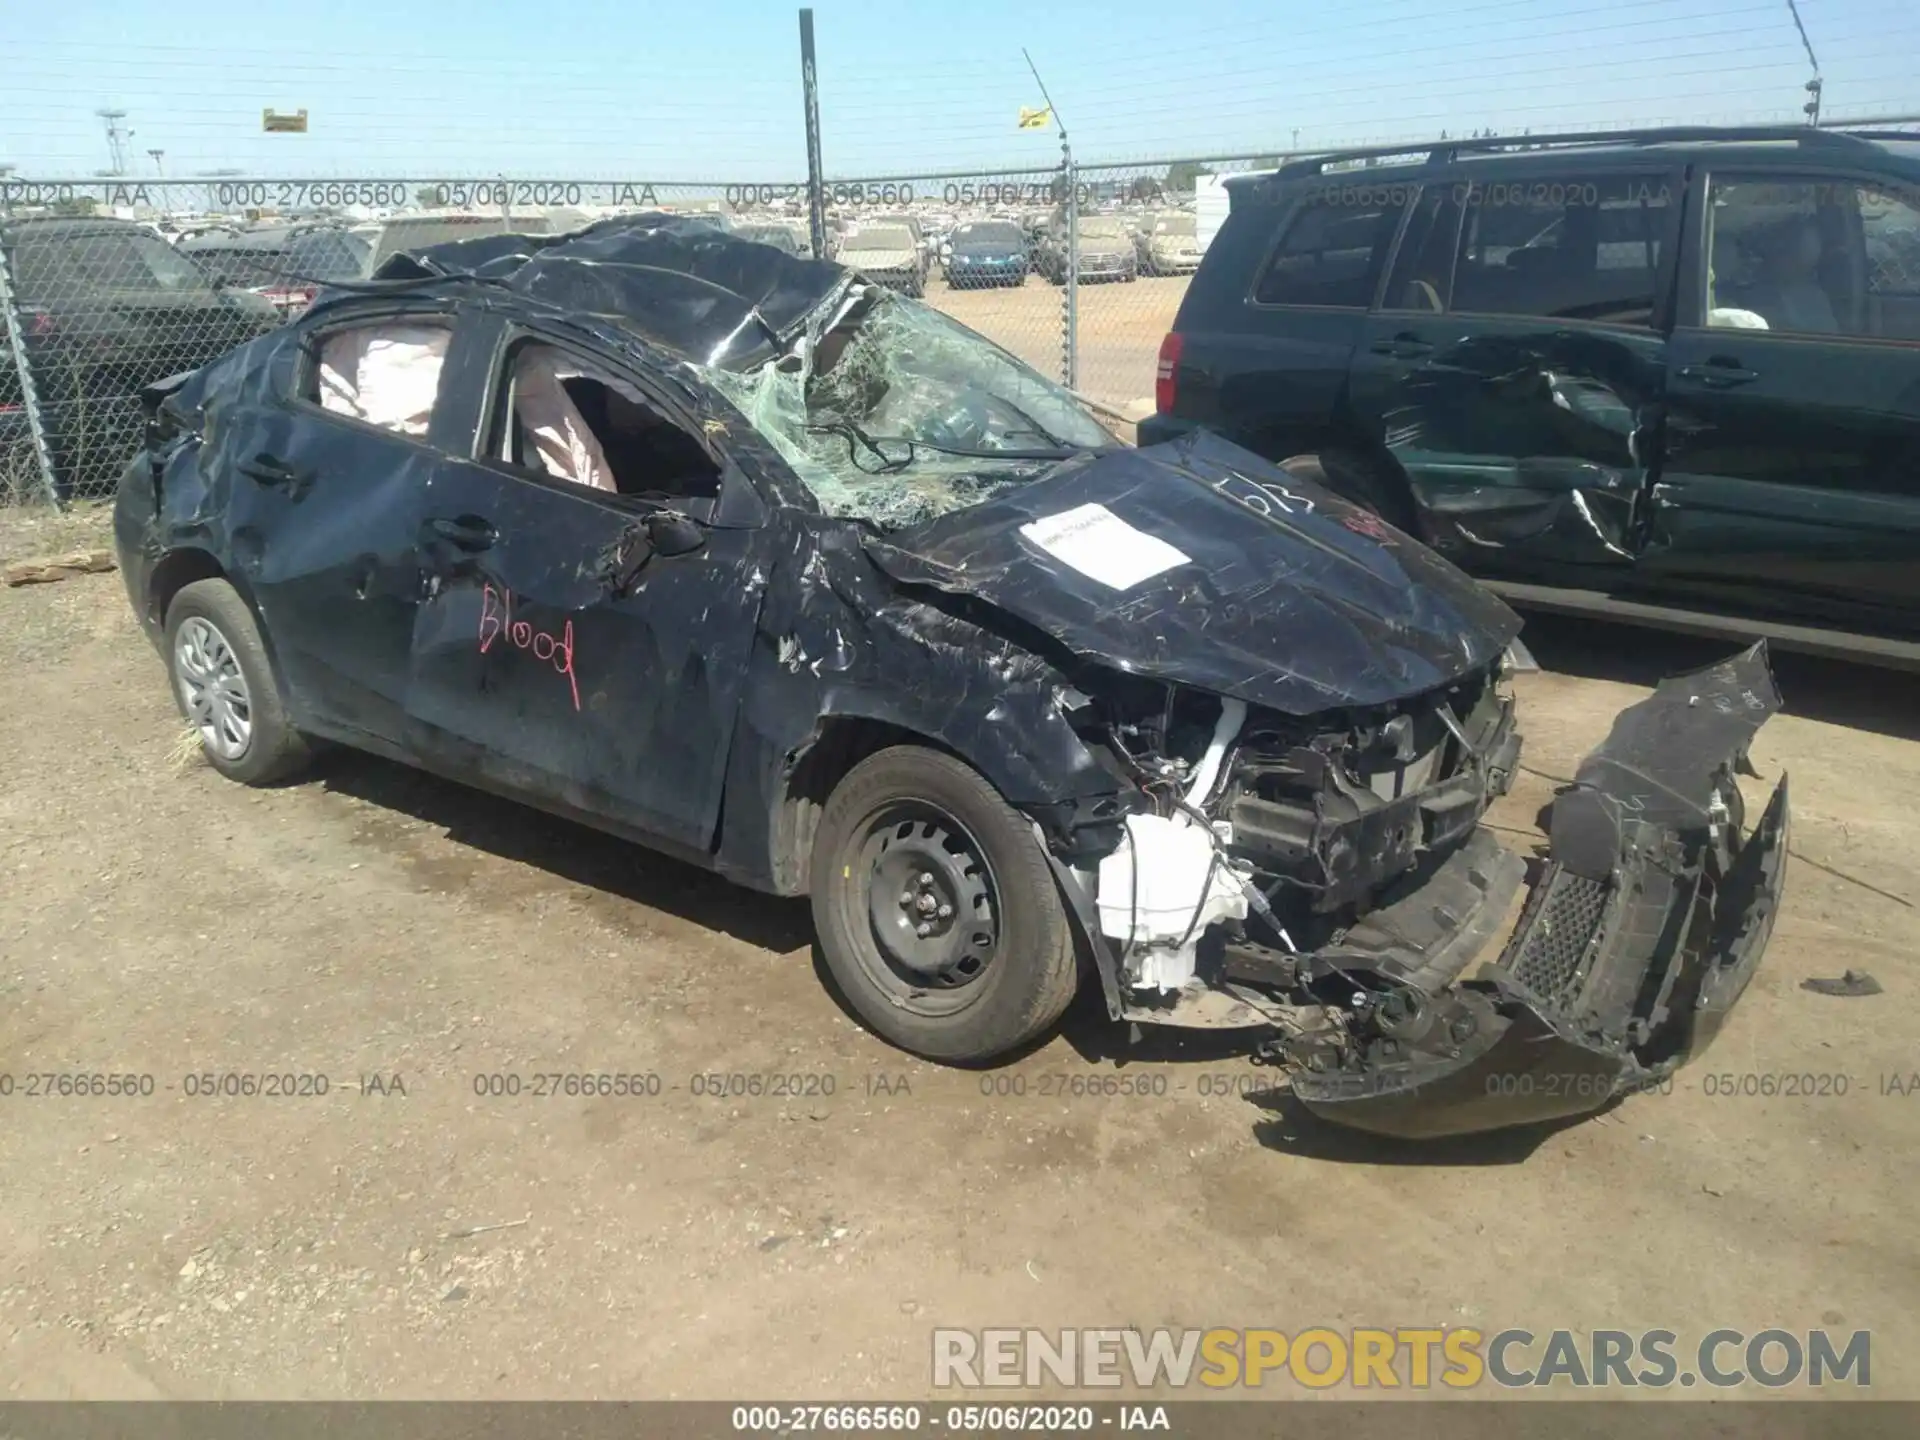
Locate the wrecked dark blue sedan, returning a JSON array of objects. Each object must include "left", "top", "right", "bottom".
[{"left": 112, "top": 217, "right": 1790, "bottom": 1137}]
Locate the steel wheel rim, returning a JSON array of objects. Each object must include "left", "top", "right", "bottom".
[
  {"left": 850, "top": 801, "right": 1000, "bottom": 1016},
  {"left": 173, "top": 616, "right": 252, "bottom": 761}
]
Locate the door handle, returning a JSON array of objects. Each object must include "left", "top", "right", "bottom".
[
  {"left": 423, "top": 515, "right": 497, "bottom": 553},
  {"left": 238, "top": 452, "right": 310, "bottom": 487},
  {"left": 1369, "top": 334, "right": 1433, "bottom": 359},
  {"left": 1677, "top": 363, "right": 1760, "bottom": 388}
]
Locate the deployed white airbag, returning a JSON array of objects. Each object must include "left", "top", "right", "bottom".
[
  {"left": 318, "top": 325, "right": 449, "bottom": 436},
  {"left": 512, "top": 351, "right": 617, "bottom": 492}
]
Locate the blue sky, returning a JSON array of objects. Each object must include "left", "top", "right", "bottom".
[{"left": 1, "top": 0, "right": 1915, "bottom": 181}]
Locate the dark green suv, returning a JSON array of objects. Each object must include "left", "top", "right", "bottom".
[{"left": 1140, "top": 125, "right": 1920, "bottom": 664}]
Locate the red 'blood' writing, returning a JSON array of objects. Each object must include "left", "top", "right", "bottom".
[
  {"left": 1341, "top": 510, "right": 1398, "bottom": 544},
  {"left": 478, "top": 583, "right": 580, "bottom": 710}
]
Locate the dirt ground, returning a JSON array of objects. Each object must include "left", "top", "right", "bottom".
[{"left": 1, "top": 502, "right": 1917, "bottom": 1403}]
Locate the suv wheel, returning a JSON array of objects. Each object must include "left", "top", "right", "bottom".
[
  {"left": 810, "top": 746, "right": 1079, "bottom": 1063},
  {"left": 1280, "top": 453, "right": 1422, "bottom": 538},
  {"left": 164, "top": 578, "right": 311, "bottom": 785}
]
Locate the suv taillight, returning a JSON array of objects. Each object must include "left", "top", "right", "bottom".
[{"left": 1155, "top": 331, "right": 1183, "bottom": 414}]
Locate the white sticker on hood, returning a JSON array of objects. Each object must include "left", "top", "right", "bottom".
[{"left": 1018, "top": 503, "right": 1192, "bottom": 590}]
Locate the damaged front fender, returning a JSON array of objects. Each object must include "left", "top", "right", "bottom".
[{"left": 1286, "top": 642, "right": 1790, "bottom": 1138}]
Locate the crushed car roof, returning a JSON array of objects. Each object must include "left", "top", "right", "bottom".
[{"left": 353, "top": 213, "right": 851, "bottom": 369}]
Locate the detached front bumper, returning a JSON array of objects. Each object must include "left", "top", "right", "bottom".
[{"left": 1284, "top": 642, "right": 1789, "bottom": 1137}]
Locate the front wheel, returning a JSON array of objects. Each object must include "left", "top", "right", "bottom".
[
  {"left": 810, "top": 746, "right": 1079, "bottom": 1063},
  {"left": 164, "top": 577, "right": 310, "bottom": 785}
]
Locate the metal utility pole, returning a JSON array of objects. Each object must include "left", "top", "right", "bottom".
[
  {"left": 97, "top": 108, "right": 132, "bottom": 175},
  {"left": 1785, "top": 0, "right": 1822, "bottom": 123},
  {"left": 1023, "top": 48, "right": 1075, "bottom": 388},
  {"left": 798, "top": 9, "right": 828, "bottom": 261},
  {"left": 147, "top": 148, "right": 165, "bottom": 177}
]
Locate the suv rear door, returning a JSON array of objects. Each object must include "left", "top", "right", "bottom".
[
  {"left": 1156, "top": 176, "right": 1406, "bottom": 458},
  {"left": 1348, "top": 165, "right": 1682, "bottom": 570},
  {"left": 1650, "top": 166, "right": 1920, "bottom": 631}
]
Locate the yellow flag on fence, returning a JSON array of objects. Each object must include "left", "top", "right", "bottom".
[{"left": 1018, "top": 106, "right": 1053, "bottom": 131}]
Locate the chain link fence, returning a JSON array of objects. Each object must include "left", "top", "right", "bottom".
[
  {"left": 0, "top": 159, "right": 1289, "bottom": 506},
  {"left": 0, "top": 176, "right": 767, "bottom": 503},
  {"left": 14, "top": 136, "right": 1915, "bottom": 506}
]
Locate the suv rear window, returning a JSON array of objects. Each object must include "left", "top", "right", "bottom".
[
  {"left": 1252, "top": 189, "right": 1405, "bottom": 308},
  {"left": 10, "top": 227, "right": 216, "bottom": 299}
]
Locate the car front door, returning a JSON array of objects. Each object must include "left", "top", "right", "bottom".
[
  {"left": 222, "top": 306, "right": 456, "bottom": 746},
  {"left": 1347, "top": 166, "right": 1682, "bottom": 572},
  {"left": 1650, "top": 167, "right": 1920, "bottom": 630},
  {"left": 403, "top": 317, "right": 770, "bottom": 853}
]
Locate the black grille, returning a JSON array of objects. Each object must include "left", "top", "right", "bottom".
[{"left": 1508, "top": 868, "right": 1609, "bottom": 1000}]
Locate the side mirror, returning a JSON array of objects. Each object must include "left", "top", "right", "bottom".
[
  {"left": 647, "top": 509, "right": 707, "bottom": 557},
  {"left": 601, "top": 510, "right": 704, "bottom": 598}
]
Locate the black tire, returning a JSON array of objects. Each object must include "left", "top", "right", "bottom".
[
  {"left": 810, "top": 746, "right": 1079, "bottom": 1063},
  {"left": 164, "top": 577, "right": 311, "bottom": 785},
  {"left": 1280, "top": 452, "right": 1422, "bottom": 538}
]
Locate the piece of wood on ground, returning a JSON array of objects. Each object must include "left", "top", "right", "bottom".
[{"left": 3, "top": 549, "right": 119, "bottom": 588}]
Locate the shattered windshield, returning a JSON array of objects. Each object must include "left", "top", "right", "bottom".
[{"left": 708, "top": 288, "right": 1116, "bottom": 529}]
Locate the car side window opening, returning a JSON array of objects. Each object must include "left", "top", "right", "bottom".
[
  {"left": 1252, "top": 192, "right": 1402, "bottom": 308},
  {"left": 312, "top": 320, "right": 451, "bottom": 437},
  {"left": 492, "top": 342, "right": 721, "bottom": 504},
  {"left": 1705, "top": 173, "right": 1920, "bottom": 341},
  {"left": 1416, "top": 173, "right": 1671, "bottom": 326}
]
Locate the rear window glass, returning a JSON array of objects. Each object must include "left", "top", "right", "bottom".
[
  {"left": 289, "top": 229, "right": 371, "bottom": 280},
  {"left": 846, "top": 227, "right": 913, "bottom": 251},
  {"left": 955, "top": 223, "right": 1023, "bottom": 245},
  {"left": 10, "top": 228, "right": 216, "bottom": 298},
  {"left": 1253, "top": 192, "right": 1404, "bottom": 308}
]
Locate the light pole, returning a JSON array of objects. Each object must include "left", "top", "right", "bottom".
[{"left": 1023, "top": 48, "right": 1075, "bottom": 388}]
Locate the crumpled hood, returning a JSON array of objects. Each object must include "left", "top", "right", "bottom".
[{"left": 863, "top": 429, "right": 1521, "bottom": 714}]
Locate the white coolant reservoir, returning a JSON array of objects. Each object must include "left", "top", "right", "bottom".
[{"left": 1096, "top": 812, "right": 1248, "bottom": 992}]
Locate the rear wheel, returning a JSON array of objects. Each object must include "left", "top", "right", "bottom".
[
  {"left": 810, "top": 746, "right": 1078, "bottom": 1063},
  {"left": 164, "top": 578, "right": 310, "bottom": 785}
]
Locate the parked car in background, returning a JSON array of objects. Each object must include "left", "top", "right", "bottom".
[
  {"left": 0, "top": 215, "right": 281, "bottom": 497},
  {"left": 1037, "top": 214, "right": 1139, "bottom": 283},
  {"left": 1136, "top": 209, "right": 1204, "bottom": 275},
  {"left": 1142, "top": 124, "right": 1920, "bottom": 665},
  {"left": 180, "top": 224, "right": 373, "bottom": 316},
  {"left": 734, "top": 220, "right": 811, "bottom": 257},
  {"left": 942, "top": 220, "right": 1030, "bottom": 288},
  {"left": 839, "top": 222, "right": 926, "bottom": 295}
]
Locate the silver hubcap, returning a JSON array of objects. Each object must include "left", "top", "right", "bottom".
[{"left": 174, "top": 616, "right": 252, "bottom": 761}]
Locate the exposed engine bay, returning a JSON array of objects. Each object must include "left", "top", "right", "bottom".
[{"left": 1057, "top": 643, "right": 1789, "bottom": 1139}]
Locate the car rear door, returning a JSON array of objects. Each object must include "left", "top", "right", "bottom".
[
  {"left": 1649, "top": 166, "right": 1920, "bottom": 629},
  {"left": 220, "top": 306, "right": 456, "bottom": 745},
  {"left": 1164, "top": 178, "right": 1407, "bottom": 460},
  {"left": 402, "top": 314, "right": 770, "bottom": 854},
  {"left": 1347, "top": 165, "right": 1682, "bottom": 571}
]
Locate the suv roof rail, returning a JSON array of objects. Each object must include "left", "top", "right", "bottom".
[{"left": 1271, "top": 124, "right": 1899, "bottom": 179}]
